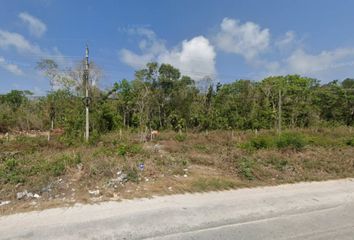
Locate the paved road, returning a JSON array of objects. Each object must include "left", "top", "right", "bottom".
[{"left": 1, "top": 179, "right": 354, "bottom": 240}]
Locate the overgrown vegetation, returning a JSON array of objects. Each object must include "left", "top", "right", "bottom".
[
  {"left": 275, "top": 132, "right": 307, "bottom": 150},
  {"left": 1, "top": 62, "right": 354, "bottom": 142},
  {"left": 0, "top": 127, "right": 353, "bottom": 215},
  {"left": 1, "top": 60, "right": 354, "bottom": 214}
]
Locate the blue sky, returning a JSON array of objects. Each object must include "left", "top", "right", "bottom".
[{"left": 1, "top": 0, "right": 354, "bottom": 94}]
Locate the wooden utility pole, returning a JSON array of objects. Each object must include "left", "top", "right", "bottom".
[
  {"left": 278, "top": 88, "right": 282, "bottom": 134},
  {"left": 84, "top": 45, "right": 90, "bottom": 142}
]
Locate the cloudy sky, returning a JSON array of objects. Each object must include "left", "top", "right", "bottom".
[{"left": 1, "top": 0, "right": 354, "bottom": 94}]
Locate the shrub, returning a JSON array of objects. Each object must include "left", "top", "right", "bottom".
[
  {"left": 88, "top": 130, "right": 101, "bottom": 145},
  {"left": 5, "top": 157, "right": 18, "bottom": 171},
  {"left": 239, "top": 135, "right": 274, "bottom": 151},
  {"left": 117, "top": 144, "right": 128, "bottom": 156},
  {"left": 175, "top": 133, "right": 187, "bottom": 142},
  {"left": 123, "top": 166, "right": 139, "bottom": 183},
  {"left": 0, "top": 157, "right": 25, "bottom": 184},
  {"left": 266, "top": 157, "right": 288, "bottom": 171},
  {"left": 49, "top": 153, "right": 82, "bottom": 176},
  {"left": 129, "top": 144, "right": 143, "bottom": 154},
  {"left": 237, "top": 157, "right": 254, "bottom": 180},
  {"left": 50, "top": 160, "right": 66, "bottom": 176},
  {"left": 117, "top": 144, "right": 142, "bottom": 157},
  {"left": 345, "top": 138, "right": 354, "bottom": 146},
  {"left": 276, "top": 132, "right": 307, "bottom": 151},
  {"left": 249, "top": 136, "right": 273, "bottom": 149}
]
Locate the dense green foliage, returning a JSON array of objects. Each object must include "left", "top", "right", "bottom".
[{"left": 1, "top": 61, "right": 354, "bottom": 141}]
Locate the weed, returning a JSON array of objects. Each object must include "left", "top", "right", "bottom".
[
  {"left": 50, "top": 160, "right": 66, "bottom": 176},
  {"left": 276, "top": 132, "right": 307, "bottom": 151},
  {"left": 129, "top": 144, "right": 143, "bottom": 154},
  {"left": 88, "top": 130, "right": 101, "bottom": 145},
  {"left": 194, "top": 144, "right": 208, "bottom": 152},
  {"left": 175, "top": 133, "right": 187, "bottom": 142},
  {"left": 266, "top": 157, "right": 288, "bottom": 171},
  {"left": 117, "top": 144, "right": 127, "bottom": 156},
  {"left": 192, "top": 178, "right": 236, "bottom": 191},
  {"left": 117, "top": 143, "right": 142, "bottom": 157},
  {"left": 181, "top": 159, "right": 188, "bottom": 166},
  {"left": 5, "top": 157, "right": 18, "bottom": 171},
  {"left": 49, "top": 153, "right": 82, "bottom": 176},
  {"left": 249, "top": 136, "right": 273, "bottom": 149},
  {"left": 123, "top": 166, "right": 139, "bottom": 183},
  {"left": 93, "top": 147, "right": 115, "bottom": 157},
  {"left": 345, "top": 138, "right": 354, "bottom": 146},
  {"left": 237, "top": 157, "right": 255, "bottom": 180},
  {"left": 0, "top": 157, "right": 25, "bottom": 184}
]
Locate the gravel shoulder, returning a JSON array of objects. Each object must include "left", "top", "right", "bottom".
[{"left": 1, "top": 178, "right": 354, "bottom": 240}]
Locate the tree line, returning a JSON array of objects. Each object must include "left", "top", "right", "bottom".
[{"left": 1, "top": 60, "right": 354, "bottom": 140}]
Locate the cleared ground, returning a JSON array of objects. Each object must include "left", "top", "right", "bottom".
[{"left": 1, "top": 179, "right": 354, "bottom": 240}]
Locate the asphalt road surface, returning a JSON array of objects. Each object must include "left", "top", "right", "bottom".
[{"left": 1, "top": 179, "right": 354, "bottom": 240}]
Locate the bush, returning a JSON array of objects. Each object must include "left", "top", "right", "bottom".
[
  {"left": 50, "top": 160, "right": 66, "bottom": 176},
  {"left": 5, "top": 158, "right": 18, "bottom": 171},
  {"left": 249, "top": 136, "right": 273, "bottom": 149},
  {"left": 345, "top": 138, "right": 354, "bottom": 146},
  {"left": 237, "top": 157, "right": 254, "bottom": 180},
  {"left": 118, "top": 144, "right": 129, "bottom": 156},
  {"left": 276, "top": 132, "right": 307, "bottom": 151},
  {"left": 0, "top": 157, "right": 25, "bottom": 184},
  {"left": 129, "top": 144, "right": 143, "bottom": 154},
  {"left": 266, "top": 157, "right": 288, "bottom": 171},
  {"left": 88, "top": 130, "right": 101, "bottom": 145},
  {"left": 49, "top": 153, "right": 82, "bottom": 176},
  {"left": 117, "top": 144, "right": 142, "bottom": 157},
  {"left": 123, "top": 166, "right": 139, "bottom": 183},
  {"left": 239, "top": 135, "right": 274, "bottom": 151},
  {"left": 175, "top": 133, "right": 187, "bottom": 142}
]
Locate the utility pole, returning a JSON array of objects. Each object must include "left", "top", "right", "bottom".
[
  {"left": 84, "top": 45, "right": 90, "bottom": 142},
  {"left": 278, "top": 88, "right": 282, "bottom": 134},
  {"left": 48, "top": 84, "right": 55, "bottom": 141}
]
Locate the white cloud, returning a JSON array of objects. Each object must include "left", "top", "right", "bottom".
[
  {"left": 158, "top": 36, "right": 216, "bottom": 80},
  {"left": 119, "top": 28, "right": 216, "bottom": 80},
  {"left": 0, "top": 29, "right": 42, "bottom": 55},
  {"left": 119, "top": 21, "right": 354, "bottom": 83},
  {"left": 128, "top": 27, "right": 166, "bottom": 55},
  {"left": 0, "top": 56, "right": 23, "bottom": 75},
  {"left": 275, "top": 31, "right": 296, "bottom": 49},
  {"left": 119, "top": 27, "right": 166, "bottom": 69},
  {"left": 256, "top": 47, "right": 354, "bottom": 81},
  {"left": 215, "top": 18, "right": 270, "bottom": 61},
  {"left": 120, "top": 49, "right": 154, "bottom": 69},
  {"left": 19, "top": 12, "right": 47, "bottom": 37},
  {"left": 286, "top": 48, "right": 354, "bottom": 74}
]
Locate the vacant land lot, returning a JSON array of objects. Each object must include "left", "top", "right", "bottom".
[{"left": 1, "top": 127, "right": 354, "bottom": 215}]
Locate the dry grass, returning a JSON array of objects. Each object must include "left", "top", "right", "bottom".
[{"left": 1, "top": 127, "right": 354, "bottom": 215}]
